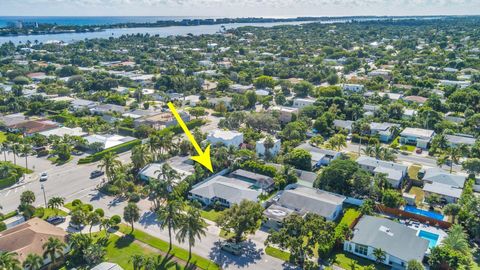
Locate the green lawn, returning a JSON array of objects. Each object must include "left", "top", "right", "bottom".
[
  {"left": 265, "top": 246, "right": 290, "bottom": 261},
  {"left": 337, "top": 208, "right": 361, "bottom": 228},
  {"left": 40, "top": 208, "right": 68, "bottom": 219},
  {"left": 408, "top": 164, "right": 422, "bottom": 180},
  {"left": 101, "top": 233, "right": 182, "bottom": 270},
  {"left": 118, "top": 224, "right": 220, "bottom": 270},
  {"left": 0, "top": 132, "right": 6, "bottom": 143},
  {"left": 330, "top": 251, "right": 390, "bottom": 270},
  {"left": 408, "top": 186, "right": 425, "bottom": 205},
  {"left": 200, "top": 208, "right": 225, "bottom": 222},
  {"left": 346, "top": 152, "right": 360, "bottom": 160},
  {"left": 219, "top": 229, "right": 235, "bottom": 239},
  {"left": 47, "top": 155, "right": 73, "bottom": 165}
]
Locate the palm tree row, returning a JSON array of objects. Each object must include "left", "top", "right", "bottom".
[{"left": 362, "top": 144, "right": 396, "bottom": 161}]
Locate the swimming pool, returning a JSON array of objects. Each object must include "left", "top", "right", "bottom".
[
  {"left": 418, "top": 230, "right": 440, "bottom": 249},
  {"left": 404, "top": 205, "right": 444, "bottom": 221}
]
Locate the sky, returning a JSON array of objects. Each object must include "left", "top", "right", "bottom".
[{"left": 1, "top": 0, "right": 480, "bottom": 17}]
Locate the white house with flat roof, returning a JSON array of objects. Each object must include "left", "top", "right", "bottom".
[
  {"left": 400, "top": 127, "right": 435, "bottom": 149},
  {"left": 256, "top": 137, "right": 281, "bottom": 158},
  {"left": 342, "top": 84, "right": 364, "bottom": 93},
  {"left": 207, "top": 130, "right": 244, "bottom": 148},
  {"left": 292, "top": 97, "right": 316, "bottom": 109},
  {"left": 268, "top": 106, "right": 299, "bottom": 123}
]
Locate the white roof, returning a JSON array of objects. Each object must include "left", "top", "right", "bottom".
[
  {"left": 208, "top": 130, "right": 243, "bottom": 140},
  {"left": 400, "top": 127, "right": 434, "bottom": 139},
  {"left": 85, "top": 134, "right": 136, "bottom": 149},
  {"left": 39, "top": 127, "right": 86, "bottom": 137}
]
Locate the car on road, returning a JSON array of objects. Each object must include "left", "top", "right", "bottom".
[
  {"left": 39, "top": 172, "right": 48, "bottom": 181},
  {"left": 90, "top": 170, "right": 105, "bottom": 178},
  {"left": 415, "top": 148, "right": 423, "bottom": 154},
  {"left": 220, "top": 242, "right": 243, "bottom": 256},
  {"left": 46, "top": 216, "right": 66, "bottom": 225}
]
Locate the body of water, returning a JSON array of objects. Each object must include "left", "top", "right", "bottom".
[
  {"left": 0, "top": 16, "right": 207, "bottom": 27},
  {"left": 0, "top": 21, "right": 313, "bottom": 45}
]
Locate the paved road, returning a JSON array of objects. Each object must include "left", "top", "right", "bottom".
[
  {"left": 345, "top": 142, "right": 463, "bottom": 171},
  {"left": 74, "top": 190, "right": 293, "bottom": 270},
  {"left": 0, "top": 151, "right": 132, "bottom": 213}
]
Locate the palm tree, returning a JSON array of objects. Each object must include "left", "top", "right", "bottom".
[
  {"left": 442, "top": 224, "right": 469, "bottom": 254},
  {"left": 131, "top": 144, "right": 151, "bottom": 171},
  {"left": 20, "top": 142, "right": 32, "bottom": 173},
  {"left": 157, "top": 198, "right": 184, "bottom": 252},
  {"left": 443, "top": 203, "right": 461, "bottom": 223},
  {"left": 129, "top": 254, "right": 145, "bottom": 270},
  {"left": 23, "top": 253, "right": 43, "bottom": 270},
  {"left": 155, "top": 163, "right": 181, "bottom": 193},
  {"left": 263, "top": 136, "right": 275, "bottom": 160},
  {"left": 1, "top": 141, "right": 10, "bottom": 162},
  {"left": 47, "top": 196, "right": 65, "bottom": 215},
  {"left": 11, "top": 143, "right": 20, "bottom": 166},
  {"left": 175, "top": 206, "right": 207, "bottom": 263},
  {"left": 0, "top": 251, "right": 21, "bottom": 270},
  {"left": 97, "top": 152, "right": 120, "bottom": 182},
  {"left": 123, "top": 202, "right": 140, "bottom": 233},
  {"left": 373, "top": 248, "right": 386, "bottom": 264},
  {"left": 437, "top": 146, "right": 462, "bottom": 173},
  {"left": 326, "top": 134, "right": 347, "bottom": 151},
  {"left": 0, "top": 163, "right": 12, "bottom": 179},
  {"left": 42, "top": 237, "right": 67, "bottom": 270},
  {"left": 87, "top": 211, "right": 101, "bottom": 236}
]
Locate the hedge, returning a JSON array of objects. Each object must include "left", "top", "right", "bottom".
[
  {"left": 78, "top": 139, "right": 141, "bottom": 164},
  {"left": 118, "top": 126, "right": 136, "bottom": 137},
  {"left": 0, "top": 174, "right": 19, "bottom": 189},
  {"left": 78, "top": 119, "right": 205, "bottom": 164}
]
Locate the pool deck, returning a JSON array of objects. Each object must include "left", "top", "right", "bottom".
[{"left": 402, "top": 220, "right": 448, "bottom": 251}]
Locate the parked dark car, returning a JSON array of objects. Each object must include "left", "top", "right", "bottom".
[
  {"left": 46, "top": 216, "right": 65, "bottom": 225},
  {"left": 90, "top": 170, "right": 105, "bottom": 178}
]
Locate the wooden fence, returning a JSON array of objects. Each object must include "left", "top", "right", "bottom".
[{"left": 376, "top": 204, "right": 452, "bottom": 229}]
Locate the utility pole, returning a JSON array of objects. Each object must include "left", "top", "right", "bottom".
[{"left": 41, "top": 184, "right": 47, "bottom": 207}]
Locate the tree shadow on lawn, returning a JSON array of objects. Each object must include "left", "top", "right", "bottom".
[
  {"left": 208, "top": 239, "right": 262, "bottom": 268},
  {"left": 114, "top": 234, "right": 135, "bottom": 249}
]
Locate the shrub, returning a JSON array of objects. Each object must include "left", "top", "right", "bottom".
[
  {"left": 110, "top": 215, "right": 121, "bottom": 225},
  {"left": 0, "top": 221, "right": 6, "bottom": 232},
  {"left": 94, "top": 208, "right": 105, "bottom": 217},
  {"left": 100, "top": 183, "right": 120, "bottom": 195},
  {"left": 128, "top": 193, "right": 141, "bottom": 203},
  {"left": 72, "top": 199, "right": 83, "bottom": 207},
  {"left": 78, "top": 139, "right": 141, "bottom": 164},
  {"left": 84, "top": 204, "right": 94, "bottom": 212},
  {"left": 34, "top": 207, "right": 45, "bottom": 218}
]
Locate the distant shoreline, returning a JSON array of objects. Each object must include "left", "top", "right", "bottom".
[{"left": 0, "top": 15, "right": 452, "bottom": 37}]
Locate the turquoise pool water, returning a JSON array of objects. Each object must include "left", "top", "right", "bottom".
[
  {"left": 404, "top": 205, "right": 444, "bottom": 221},
  {"left": 419, "top": 230, "right": 439, "bottom": 249}
]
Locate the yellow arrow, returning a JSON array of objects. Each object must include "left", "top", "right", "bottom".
[{"left": 167, "top": 102, "right": 213, "bottom": 172}]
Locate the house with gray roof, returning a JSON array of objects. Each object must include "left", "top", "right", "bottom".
[
  {"left": 356, "top": 156, "right": 408, "bottom": 188},
  {"left": 344, "top": 215, "right": 429, "bottom": 269},
  {"left": 188, "top": 169, "right": 272, "bottom": 207},
  {"left": 139, "top": 156, "right": 195, "bottom": 183},
  {"left": 296, "top": 143, "right": 342, "bottom": 169},
  {"left": 264, "top": 186, "right": 345, "bottom": 229},
  {"left": 333, "top": 119, "right": 354, "bottom": 132},
  {"left": 445, "top": 134, "right": 476, "bottom": 147},
  {"left": 420, "top": 168, "right": 466, "bottom": 203},
  {"left": 90, "top": 104, "right": 126, "bottom": 115},
  {"left": 369, "top": 122, "right": 400, "bottom": 142}
]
